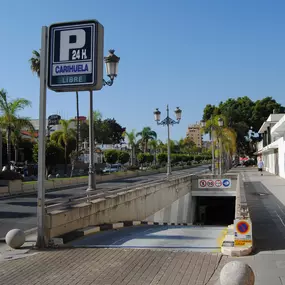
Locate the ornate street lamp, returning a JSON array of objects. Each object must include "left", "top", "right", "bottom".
[
  {"left": 86, "top": 49, "right": 120, "bottom": 197},
  {"left": 103, "top": 49, "right": 120, "bottom": 86},
  {"left": 154, "top": 105, "right": 182, "bottom": 176}
]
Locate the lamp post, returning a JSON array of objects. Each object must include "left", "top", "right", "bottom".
[
  {"left": 218, "top": 117, "right": 224, "bottom": 175},
  {"left": 154, "top": 106, "right": 182, "bottom": 176},
  {"left": 86, "top": 50, "right": 120, "bottom": 196},
  {"left": 200, "top": 116, "right": 215, "bottom": 175}
]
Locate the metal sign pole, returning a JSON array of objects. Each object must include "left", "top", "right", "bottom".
[
  {"left": 86, "top": 90, "right": 96, "bottom": 196},
  {"left": 36, "top": 26, "right": 48, "bottom": 248}
]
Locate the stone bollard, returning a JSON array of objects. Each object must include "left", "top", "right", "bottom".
[
  {"left": 5, "top": 229, "right": 25, "bottom": 249},
  {"left": 220, "top": 261, "right": 255, "bottom": 285}
]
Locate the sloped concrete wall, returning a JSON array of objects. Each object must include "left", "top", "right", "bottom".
[
  {"left": 46, "top": 175, "right": 192, "bottom": 239},
  {"left": 145, "top": 193, "right": 197, "bottom": 224}
]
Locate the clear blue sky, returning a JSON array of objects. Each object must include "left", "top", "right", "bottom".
[{"left": 1, "top": 0, "right": 285, "bottom": 142}]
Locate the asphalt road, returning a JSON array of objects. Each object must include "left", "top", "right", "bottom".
[
  {"left": 71, "top": 224, "right": 225, "bottom": 252},
  {"left": 0, "top": 165, "right": 209, "bottom": 239}
]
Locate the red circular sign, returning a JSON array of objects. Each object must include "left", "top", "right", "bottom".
[
  {"left": 236, "top": 221, "right": 250, "bottom": 235},
  {"left": 199, "top": 180, "right": 206, "bottom": 187},
  {"left": 207, "top": 180, "right": 214, "bottom": 187},
  {"left": 215, "top": 180, "right": 222, "bottom": 187}
]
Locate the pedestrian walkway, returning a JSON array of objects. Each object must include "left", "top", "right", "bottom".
[{"left": 218, "top": 168, "right": 285, "bottom": 285}]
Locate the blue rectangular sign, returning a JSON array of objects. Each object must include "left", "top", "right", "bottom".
[{"left": 48, "top": 20, "right": 104, "bottom": 92}]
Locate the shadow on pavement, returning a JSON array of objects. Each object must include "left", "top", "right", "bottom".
[
  {"left": 0, "top": 211, "right": 35, "bottom": 219},
  {"left": 7, "top": 201, "right": 37, "bottom": 207},
  {"left": 244, "top": 180, "right": 285, "bottom": 253}
]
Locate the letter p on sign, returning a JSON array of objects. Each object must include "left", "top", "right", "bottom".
[{"left": 60, "top": 29, "right": 86, "bottom": 61}]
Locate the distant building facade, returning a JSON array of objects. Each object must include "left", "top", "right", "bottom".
[
  {"left": 186, "top": 123, "right": 203, "bottom": 148},
  {"left": 255, "top": 112, "right": 285, "bottom": 178}
]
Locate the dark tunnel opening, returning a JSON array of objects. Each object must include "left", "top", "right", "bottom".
[{"left": 195, "top": 196, "right": 235, "bottom": 226}]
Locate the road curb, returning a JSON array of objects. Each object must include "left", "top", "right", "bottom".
[{"left": 56, "top": 221, "right": 195, "bottom": 244}]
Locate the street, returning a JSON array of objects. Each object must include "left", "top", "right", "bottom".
[{"left": 0, "top": 165, "right": 208, "bottom": 239}]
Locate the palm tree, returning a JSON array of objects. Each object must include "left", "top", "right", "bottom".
[
  {"left": 29, "top": 50, "right": 41, "bottom": 77},
  {"left": 202, "top": 115, "right": 237, "bottom": 172},
  {"left": 136, "top": 127, "right": 157, "bottom": 153},
  {"left": 148, "top": 139, "right": 158, "bottom": 165},
  {"left": 123, "top": 129, "right": 137, "bottom": 165},
  {"left": 11, "top": 119, "right": 35, "bottom": 163},
  {"left": 50, "top": 119, "right": 76, "bottom": 174},
  {"left": 0, "top": 89, "right": 33, "bottom": 165},
  {"left": 29, "top": 50, "right": 82, "bottom": 155}
]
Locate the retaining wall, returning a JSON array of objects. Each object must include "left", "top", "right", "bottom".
[
  {"left": 45, "top": 175, "right": 192, "bottom": 239},
  {"left": 0, "top": 165, "right": 198, "bottom": 197}
]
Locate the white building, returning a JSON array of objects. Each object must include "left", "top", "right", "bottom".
[{"left": 256, "top": 113, "right": 285, "bottom": 178}]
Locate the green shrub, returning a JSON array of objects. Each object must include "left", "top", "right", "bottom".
[
  {"left": 137, "top": 153, "right": 147, "bottom": 164},
  {"left": 145, "top": 153, "right": 154, "bottom": 164},
  {"left": 157, "top": 153, "right": 167, "bottom": 164},
  {"left": 118, "top": 151, "right": 130, "bottom": 165},
  {"left": 104, "top": 149, "right": 119, "bottom": 164}
]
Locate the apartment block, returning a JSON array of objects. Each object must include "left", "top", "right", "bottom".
[{"left": 186, "top": 123, "right": 203, "bottom": 148}]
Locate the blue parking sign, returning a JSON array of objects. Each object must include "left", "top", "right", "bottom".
[{"left": 222, "top": 179, "right": 231, "bottom": 187}]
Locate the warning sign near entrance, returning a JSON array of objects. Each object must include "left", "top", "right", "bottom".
[
  {"left": 199, "top": 180, "right": 206, "bottom": 187},
  {"left": 198, "top": 179, "right": 232, "bottom": 189},
  {"left": 234, "top": 219, "right": 253, "bottom": 247},
  {"left": 207, "top": 180, "right": 214, "bottom": 187}
]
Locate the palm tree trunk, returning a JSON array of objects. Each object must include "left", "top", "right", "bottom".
[
  {"left": 6, "top": 127, "right": 11, "bottom": 166},
  {"left": 130, "top": 146, "right": 133, "bottom": 166},
  {"left": 64, "top": 145, "right": 67, "bottom": 175},
  {"left": 76, "top": 91, "right": 80, "bottom": 156},
  {"left": 15, "top": 146, "right": 18, "bottom": 163}
]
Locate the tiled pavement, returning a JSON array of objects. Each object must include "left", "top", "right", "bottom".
[{"left": 0, "top": 248, "right": 227, "bottom": 285}]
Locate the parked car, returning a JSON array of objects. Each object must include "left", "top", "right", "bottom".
[{"left": 102, "top": 164, "right": 122, "bottom": 174}]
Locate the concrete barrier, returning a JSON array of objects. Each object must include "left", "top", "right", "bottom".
[
  {"left": 221, "top": 173, "right": 253, "bottom": 256},
  {"left": 0, "top": 165, "right": 200, "bottom": 197},
  {"left": 45, "top": 174, "right": 192, "bottom": 239}
]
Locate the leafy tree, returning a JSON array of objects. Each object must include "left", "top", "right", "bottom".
[
  {"left": 29, "top": 49, "right": 82, "bottom": 153},
  {"left": 118, "top": 151, "right": 130, "bottom": 165},
  {"left": 137, "top": 153, "right": 147, "bottom": 165},
  {"left": 136, "top": 127, "right": 157, "bottom": 152},
  {"left": 123, "top": 129, "right": 137, "bottom": 165},
  {"left": 11, "top": 119, "right": 35, "bottom": 163},
  {"left": 104, "top": 149, "right": 119, "bottom": 164},
  {"left": 69, "top": 150, "right": 83, "bottom": 177},
  {"left": 0, "top": 89, "right": 33, "bottom": 164},
  {"left": 202, "top": 96, "right": 284, "bottom": 156},
  {"left": 145, "top": 153, "right": 154, "bottom": 164},
  {"left": 50, "top": 119, "right": 76, "bottom": 174},
  {"left": 251, "top": 97, "right": 283, "bottom": 131},
  {"left": 148, "top": 139, "right": 158, "bottom": 164},
  {"left": 33, "top": 141, "right": 64, "bottom": 177},
  {"left": 157, "top": 153, "right": 167, "bottom": 165}
]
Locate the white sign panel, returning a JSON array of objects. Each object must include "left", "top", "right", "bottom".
[
  {"left": 234, "top": 219, "right": 253, "bottom": 247},
  {"left": 198, "top": 179, "right": 232, "bottom": 189},
  {"left": 48, "top": 20, "right": 104, "bottom": 92}
]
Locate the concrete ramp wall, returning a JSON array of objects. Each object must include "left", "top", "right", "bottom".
[
  {"left": 45, "top": 175, "right": 192, "bottom": 239},
  {"left": 145, "top": 193, "right": 196, "bottom": 224}
]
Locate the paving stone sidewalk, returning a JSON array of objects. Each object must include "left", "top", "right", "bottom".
[
  {"left": 0, "top": 248, "right": 228, "bottom": 285},
  {"left": 227, "top": 168, "right": 285, "bottom": 285}
]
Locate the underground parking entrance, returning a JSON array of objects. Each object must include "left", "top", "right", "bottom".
[{"left": 194, "top": 196, "right": 235, "bottom": 226}]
